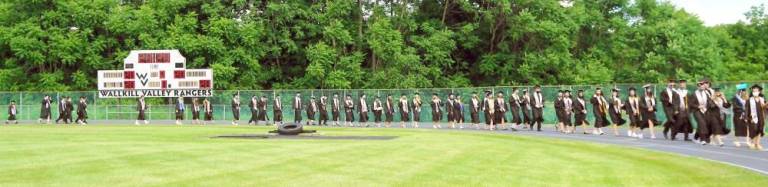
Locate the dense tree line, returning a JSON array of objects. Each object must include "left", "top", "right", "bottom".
[{"left": 0, "top": 0, "right": 766, "bottom": 91}]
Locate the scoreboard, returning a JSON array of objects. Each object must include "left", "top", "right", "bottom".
[{"left": 97, "top": 50, "right": 213, "bottom": 98}]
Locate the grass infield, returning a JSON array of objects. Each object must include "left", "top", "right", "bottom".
[{"left": 0, "top": 125, "right": 766, "bottom": 186}]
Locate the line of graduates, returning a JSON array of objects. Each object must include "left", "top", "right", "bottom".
[{"left": 31, "top": 95, "right": 88, "bottom": 125}]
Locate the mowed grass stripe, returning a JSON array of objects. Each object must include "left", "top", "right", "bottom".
[{"left": 0, "top": 125, "right": 766, "bottom": 186}]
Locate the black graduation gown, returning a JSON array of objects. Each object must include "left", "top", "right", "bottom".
[
  {"left": 257, "top": 100, "right": 268, "bottom": 121},
  {"left": 573, "top": 97, "right": 588, "bottom": 126},
  {"left": 39, "top": 99, "right": 51, "bottom": 119},
  {"left": 331, "top": 98, "right": 340, "bottom": 121},
  {"left": 493, "top": 98, "right": 506, "bottom": 124},
  {"left": 231, "top": 99, "right": 240, "bottom": 120},
  {"left": 204, "top": 102, "right": 213, "bottom": 121},
  {"left": 608, "top": 97, "right": 625, "bottom": 126},
  {"left": 318, "top": 99, "right": 328, "bottom": 123},
  {"left": 509, "top": 96, "right": 522, "bottom": 124},
  {"left": 373, "top": 100, "right": 382, "bottom": 123},
  {"left": 744, "top": 97, "right": 765, "bottom": 139},
  {"left": 8, "top": 105, "right": 17, "bottom": 120},
  {"left": 732, "top": 96, "right": 748, "bottom": 137},
  {"left": 249, "top": 99, "right": 258, "bottom": 122},
  {"left": 76, "top": 102, "right": 87, "bottom": 121},
  {"left": 689, "top": 91, "right": 715, "bottom": 140},
  {"left": 175, "top": 102, "right": 184, "bottom": 120},
  {"left": 446, "top": 100, "right": 455, "bottom": 122},
  {"left": 624, "top": 97, "right": 642, "bottom": 128},
  {"left": 273, "top": 98, "right": 283, "bottom": 122},
  {"left": 344, "top": 100, "right": 355, "bottom": 122},
  {"left": 385, "top": 100, "right": 394, "bottom": 122},
  {"left": 455, "top": 100, "right": 464, "bottom": 123},
  {"left": 710, "top": 97, "right": 731, "bottom": 135},
  {"left": 192, "top": 103, "right": 200, "bottom": 120},
  {"left": 357, "top": 99, "right": 369, "bottom": 122},
  {"left": 554, "top": 98, "right": 564, "bottom": 123},
  {"left": 520, "top": 96, "right": 532, "bottom": 125},
  {"left": 531, "top": 93, "right": 545, "bottom": 123},
  {"left": 482, "top": 98, "right": 494, "bottom": 125},
  {"left": 660, "top": 89, "right": 677, "bottom": 127},
  {"left": 639, "top": 96, "right": 659, "bottom": 129},
  {"left": 399, "top": 100, "right": 410, "bottom": 122},
  {"left": 412, "top": 100, "right": 422, "bottom": 122},
  {"left": 137, "top": 100, "right": 147, "bottom": 120},
  {"left": 590, "top": 96, "right": 609, "bottom": 128},
  {"left": 293, "top": 98, "right": 302, "bottom": 122},
  {"left": 470, "top": 98, "right": 481, "bottom": 124},
  {"left": 431, "top": 100, "right": 443, "bottom": 122},
  {"left": 306, "top": 100, "right": 317, "bottom": 122}
]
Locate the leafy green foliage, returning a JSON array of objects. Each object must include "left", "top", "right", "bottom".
[{"left": 0, "top": 0, "right": 765, "bottom": 91}]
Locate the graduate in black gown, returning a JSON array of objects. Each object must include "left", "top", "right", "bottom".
[
  {"left": 56, "top": 96, "right": 67, "bottom": 124},
  {"left": 411, "top": 93, "right": 423, "bottom": 128},
  {"left": 39, "top": 95, "right": 51, "bottom": 124},
  {"left": 175, "top": 96, "right": 185, "bottom": 125},
  {"left": 470, "top": 92, "right": 481, "bottom": 129},
  {"left": 531, "top": 86, "right": 545, "bottom": 131},
  {"left": 357, "top": 94, "right": 370, "bottom": 127},
  {"left": 192, "top": 98, "right": 201, "bottom": 125},
  {"left": 671, "top": 80, "right": 693, "bottom": 141},
  {"left": 608, "top": 88, "right": 626, "bottom": 136},
  {"left": 344, "top": 95, "right": 354, "bottom": 127},
  {"left": 590, "top": 88, "right": 609, "bottom": 135},
  {"left": 318, "top": 96, "right": 328, "bottom": 126},
  {"left": 399, "top": 94, "right": 410, "bottom": 128},
  {"left": 521, "top": 90, "right": 533, "bottom": 130},
  {"left": 248, "top": 96, "right": 258, "bottom": 125},
  {"left": 494, "top": 91, "right": 507, "bottom": 131},
  {"left": 573, "top": 90, "right": 590, "bottom": 134},
  {"left": 710, "top": 88, "right": 731, "bottom": 146},
  {"left": 731, "top": 83, "right": 750, "bottom": 147},
  {"left": 625, "top": 87, "right": 642, "bottom": 138},
  {"left": 431, "top": 93, "right": 443, "bottom": 129},
  {"left": 76, "top": 97, "right": 88, "bottom": 125},
  {"left": 293, "top": 93, "right": 303, "bottom": 124},
  {"left": 446, "top": 94, "right": 456, "bottom": 128},
  {"left": 273, "top": 94, "right": 283, "bottom": 125},
  {"left": 135, "top": 95, "right": 148, "bottom": 125},
  {"left": 203, "top": 98, "right": 213, "bottom": 125},
  {"left": 639, "top": 85, "right": 659, "bottom": 139},
  {"left": 384, "top": 95, "right": 395, "bottom": 128},
  {"left": 554, "top": 90, "right": 565, "bottom": 132},
  {"left": 373, "top": 96, "right": 383, "bottom": 127},
  {"left": 231, "top": 94, "right": 241, "bottom": 126},
  {"left": 257, "top": 96, "right": 269, "bottom": 125},
  {"left": 307, "top": 96, "right": 317, "bottom": 125},
  {"left": 482, "top": 91, "right": 495, "bottom": 130},
  {"left": 690, "top": 79, "right": 716, "bottom": 145},
  {"left": 509, "top": 88, "right": 523, "bottom": 130},
  {"left": 455, "top": 95, "right": 466, "bottom": 129},
  {"left": 65, "top": 97, "right": 74, "bottom": 124},
  {"left": 331, "top": 94, "right": 341, "bottom": 126},
  {"left": 744, "top": 84, "right": 765, "bottom": 150},
  {"left": 562, "top": 90, "right": 574, "bottom": 133},
  {"left": 6, "top": 100, "right": 17, "bottom": 124},
  {"left": 660, "top": 79, "right": 678, "bottom": 139}
]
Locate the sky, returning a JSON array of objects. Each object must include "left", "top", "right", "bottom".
[{"left": 666, "top": 0, "right": 767, "bottom": 26}]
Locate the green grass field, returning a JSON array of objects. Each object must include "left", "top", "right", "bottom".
[{"left": 0, "top": 125, "right": 766, "bottom": 186}]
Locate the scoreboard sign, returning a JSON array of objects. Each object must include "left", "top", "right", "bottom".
[{"left": 97, "top": 50, "right": 214, "bottom": 98}]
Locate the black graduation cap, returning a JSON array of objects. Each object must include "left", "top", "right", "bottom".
[
  {"left": 628, "top": 87, "right": 636, "bottom": 91},
  {"left": 11, "top": 100, "right": 15, "bottom": 103},
  {"left": 698, "top": 77, "right": 710, "bottom": 84},
  {"left": 471, "top": 91, "right": 477, "bottom": 94},
  {"left": 375, "top": 95, "right": 380, "bottom": 98},
  {"left": 432, "top": 93, "right": 438, "bottom": 96},
  {"left": 751, "top": 84, "right": 763, "bottom": 91},
  {"left": 595, "top": 87, "right": 602, "bottom": 90},
  {"left": 497, "top": 91, "right": 504, "bottom": 94},
  {"left": 713, "top": 87, "right": 721, "bottom": 91},
  {"left": 401, "top": 93, "right": 406, "bottom": 96},
  {"left": 564, "top": 90, "right": 571, "bottom": 93},
  {"left": 668, "top": 78, "right": 676, "bottom": 83},
  {"left": 577, "top": 89, "right": 584, "bottom": 93},
  {"left": 678, "top": 79, "right": 687, "bottom": 83},
  {"left": 611, "top": 87, "right": 620, "bottom": 92},
  {"left": 311, "top": 96, "right": 316, "bottom": 99},
  {"left": 414, "top": 92, "right": 420, "bottom": 95},
  {"left": 534, "top": 85, "right": 541, "bottom": 88}
]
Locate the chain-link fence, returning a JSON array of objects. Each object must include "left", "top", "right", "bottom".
[{"left": 0, "top": 81, "right": 763, "bottom": 128}]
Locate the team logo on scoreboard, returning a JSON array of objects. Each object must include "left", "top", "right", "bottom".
[{"left": 97, "top": 50, "right": 213, "bottom": 98}]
